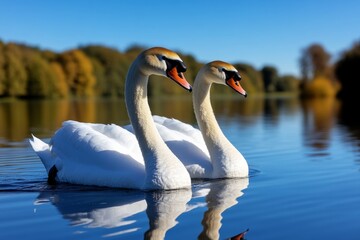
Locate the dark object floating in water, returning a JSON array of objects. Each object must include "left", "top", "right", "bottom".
[{"left": 229, "top": 228, "right": 249, "bottom": 240}]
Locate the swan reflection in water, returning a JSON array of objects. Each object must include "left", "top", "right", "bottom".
[
  {"left": 34, "top": 187, "right": 191, "bottom": 238},
  {"left": 34, "top": 178, "right": 248, "bottom": 239},
  {"left": 193, "top": 178, "right": 249, "bottom": 240},
  {"left": 144, "top": 190, "right": 192, "bottom": 239}
]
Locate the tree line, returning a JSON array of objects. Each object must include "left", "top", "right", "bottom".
[
  {"left": 0, "top": 40, "right": 358, "bottom": 99},
  {"left": 299, "top": 41, "right": 360, "bottom": 99}
]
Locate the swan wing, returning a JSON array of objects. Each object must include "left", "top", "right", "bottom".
[
  {"left": 125, "top": 116, "right": 212, "bottom": 178},
  {"left": 152, "top": 115, "right": 210, "bottom": 157},
  {"left": 31, "top": 120, "right": 145, "bottom": 189}
]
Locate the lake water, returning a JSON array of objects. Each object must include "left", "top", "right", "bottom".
[{"left": 0, "top": 96, "right": 360, "bottom": 240}]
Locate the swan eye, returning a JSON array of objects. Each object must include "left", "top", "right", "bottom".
[
  {"left": 163, "top": 56, "right": 187, "bottom": 73},
  {"left": 222, "top": 69, "right": 241, "bottom": 82}
]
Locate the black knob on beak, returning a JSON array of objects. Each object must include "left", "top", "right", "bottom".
[{"left": 177, "top": 61, "right": 187, "bottom": 73}]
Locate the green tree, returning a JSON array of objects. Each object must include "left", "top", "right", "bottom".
[
  {"left": 261, "top": 66, "right": 278, "bottom": 92},
  {"left": 124, "top": 45, "right": 145, "bottom": 60},
  {"left": 40, "top": 49, "right": 69, "bottom": 97},
  {"left": 234, "top": 63, "right": 264, "bottom": 94},
  {"left": 0, "top": 41, "right": 306, "bottom": 98},
  {"left": 276, "top": 75, "right": 299, "bottom": 92},
  {"left": 86, "top": 57, "right": 106, "bottom": 96},
  {"left": 3, "top": 43, "right": 28, "bottom": 96},
  {"left": 180, "top": 54, "right": 203, "bottom": 84},
  {"left": 149, "top": 53, "right": 203, "bottom": 96},
  {"left": 81, "top": 45, "right": 130, "bottom": 97},
  {"left": 335, "top": 41, "right": 360, "bottom": 99},
  {"left": 25, "top": 53, "right": 54, "bottom": 97}
]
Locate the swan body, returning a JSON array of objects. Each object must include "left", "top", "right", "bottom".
[
  {"left": 30, "top": 47, "right": 192, "bottom": 190},
  {"left": 127, "top": 61, "right": 249, "bottom": 178}
]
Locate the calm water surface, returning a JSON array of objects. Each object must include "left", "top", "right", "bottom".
[{"left": 0, "top": 96, "right": 360, "bottom": 240}]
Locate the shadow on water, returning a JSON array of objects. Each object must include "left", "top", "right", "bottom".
[
  {"left": 338, "top": 99, "right": 360, "bottom": 140},
  {"left": 33, "top": 178, "right": 249, "bottom": 239},
  {"left": 338, "top": 98, "right": 360, "bottom": 165}
]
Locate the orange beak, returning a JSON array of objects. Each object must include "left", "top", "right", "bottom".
[
  {"left": 226, "top": 78, "right": 247, "bottom": 97},
  {"left": 166, "top": 66, "right": 192, "bottom": 92}
]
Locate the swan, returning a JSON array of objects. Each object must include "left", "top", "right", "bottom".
[
  {"left": 126, "top": 61, "right": 249, "bottom": 179},
  {"left": 29, "top": 47, "right": 192, "bottom": 190}
]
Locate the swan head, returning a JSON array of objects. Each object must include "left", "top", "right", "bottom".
[
  {"left": 203, "top": 61, "right": 247, "bottom": 97},
  {"left": 137, "top": 47, "right": 192, "bottom": 92}
]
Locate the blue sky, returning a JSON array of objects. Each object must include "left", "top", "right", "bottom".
[{"left": 0, "top": 0, "right": 359, "bottom": 76}]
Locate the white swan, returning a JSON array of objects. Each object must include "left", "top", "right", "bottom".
[
  {"left": 126, "top": 61, "right": 249, "bottom": 179},
  {"left": 29, "top": 47, "right": 192, "bottom": 190}
]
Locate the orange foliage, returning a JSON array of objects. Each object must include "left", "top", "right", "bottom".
[
  {"left": 58, "top": 50, "right": 96, "bottom": 96},
  {"left": 50, "top": 62, "right": 69, "bottom": 97},
  {"left": 302, "top": 76, "right": 339, "bottom": 98}
]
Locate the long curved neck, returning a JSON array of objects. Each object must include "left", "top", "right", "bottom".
[
  {"left": 193, "top": 70, "right": 241, "bottom": 177},
  {"left": 193, "top": 72, "right": 227, "bottom": 142},
  {"left": 193, "top": 71, "right": 230, "bottom": 153},
  {"left": 125, "top": 60, "right": 162, "bottom": 158},
  {"left": 125, "top": 58, "right": 190, "bottom": 189}
]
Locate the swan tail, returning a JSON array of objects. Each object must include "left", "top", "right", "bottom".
[{"left": 29, "top": 135, "right": 55, "bottom": 174}]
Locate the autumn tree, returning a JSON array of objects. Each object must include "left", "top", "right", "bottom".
[
  {"left": 58, "top": 50, "right": 96, "bottom": 96},
  {"left": 300, "top": 44, "right": 331, "bottom": 80},
  {"left": 299, "top": 44, "right": 337, "bottom": 98},
  {"left": 50, "top": 62, "right": 68, "bottom": 97},
  {"left": 0, "top": 41, "right": 303, "bottom": 98},
  {"left": 0, "top": 41, "right": 5, "bottom": 95},
  {"left": 41, "top": 49, "right": 69, "bottom": 97},
  {"left": 41, "top": 50, "right": 57, "bottom": 62}
]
